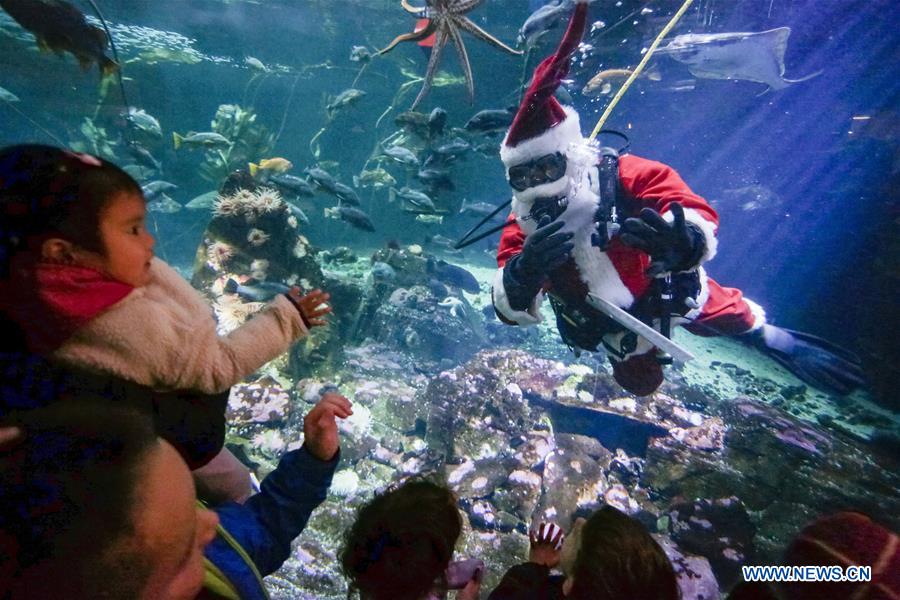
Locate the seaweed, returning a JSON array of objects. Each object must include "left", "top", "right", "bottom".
[{"left": 198, "top": 104, "right": 275, "bottom": 185}]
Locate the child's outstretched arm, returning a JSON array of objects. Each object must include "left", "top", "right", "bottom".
[{"left": 53, "top": 260, "right": 332, "bottom": 394}]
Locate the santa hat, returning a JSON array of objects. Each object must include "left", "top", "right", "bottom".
[{"left": 500, "top": 0, "right": 589, "bottom": 171}]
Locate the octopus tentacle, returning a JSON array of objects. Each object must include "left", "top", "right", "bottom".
[
  {"left": 448, "top": 18, "right": 475, "bottom": 102},
  {"left": 412, "top": 25, "right": 450, "bottom": 109},
  {"left": 376, "top": 21, "right": 438, "bottom": 55},
  {"left": 456, "top": 15, "right": 523, "bottom": 55},
  {"left": 447, "top": 0, "right": 484, "bottom": 15},
  {"left": 401, "top": 0, "right": 426, "bottom": 13}
]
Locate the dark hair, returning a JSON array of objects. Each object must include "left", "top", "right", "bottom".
[
  {"left": 568, "top": 505, "right": 681, "bottom": 600},
  {"left": 340, "top": 479, "right": 463, "bottom": 600},
  {"left": 0, "top": 401, "right": 159, "bottom": 599},
  {"left": 0, "top": 144, "right": 142, "bottom": 273}
]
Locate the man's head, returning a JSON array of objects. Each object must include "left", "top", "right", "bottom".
[
  {"left": 501, "top": 1, "right": 589, "bottom": 208},
  {"left": 0, "top": 402, "right": 218, "bottom": 600}
]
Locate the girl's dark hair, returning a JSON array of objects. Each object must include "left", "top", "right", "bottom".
[
  {"left": 0, "top": 401, "right": 159, "bottom": 599},
  {"left": 340, "top": 479, "right": 462, "bottom": 600},
  {"left": 0, "top": 144, "right": 142, "bottom": 272},
  {"left": 569, "top": 505, "right": 681, "bottom": 600}
]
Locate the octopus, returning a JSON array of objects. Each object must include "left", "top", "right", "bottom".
[{"left": 378, "top": 0, "right": 522, "bottom": 109}]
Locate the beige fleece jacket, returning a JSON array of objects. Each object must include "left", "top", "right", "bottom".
[{"left": 51, "top": 258, "right": 307, "bottom": 393}]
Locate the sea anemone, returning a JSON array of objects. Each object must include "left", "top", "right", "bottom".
[
  {"left": 213, "top": 295, "right": 262, "bottom": 334},
  {"left": 286, "top": 215, "right": 298, "bottom": 229},
  {"left": 253, "top": 187, "right": 284, "bottom": 214},
  {"left": 247, "top": 228, "right": 270, "bottom": 247},
  {"left": 250, "top": 258, "right": 269, "bottom": 280},
  {"left": 292, "top": 237, "right": 307, "bottom": 258},
  {"left": 206, "top": 240, "right": 235, "bottom": 270},
  {"left": 212, "top": 194, "right": 240, "bottom": 217}
]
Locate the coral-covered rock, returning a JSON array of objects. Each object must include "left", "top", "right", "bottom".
[{"left": 227, "top": 377, "right": 292, "bottom": 424}]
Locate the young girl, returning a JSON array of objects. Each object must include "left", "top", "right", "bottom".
[{"left": 0, "top": 144, "right": 330, "bottom": 501}]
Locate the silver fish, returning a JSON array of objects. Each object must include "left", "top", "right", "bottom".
[
  {"left": 141, "top": 180, "right": 178, "bottom": 200},
  {"left": 518, "top": 0, "right": 576, "bottom": 48},
  {"left": 381, "top": 145, "right": 420, "bottom": 167},
  {"left": 125, "top": 108, "right": 162, "bottom": 137},
  {"left": 147, "top": 193, "right": 182, "bottom": 214},
  {"left": 0, "top": 86, "right": 20, "bottom": 102},
  {"left": 658, "top": 27, "right": 821, "bottom": 92},
  {"left": 185, "top": 190, "right": 220, "bottom": 211},
  {"left": 326, "top": 88, "right": 366, "bottom": 118}
]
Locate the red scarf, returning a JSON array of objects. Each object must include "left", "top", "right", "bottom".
[{"left": 0, "top": 260, "right": 134, "bottom": 354}]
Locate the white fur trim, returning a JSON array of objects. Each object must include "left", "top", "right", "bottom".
[
  {"left": 501, "top": 106, "right": 583, "bottom": 168},
  {"left": 684, "top": 266, "right": 710, "bottom": 321},
  {"left": 491, "top": 267, "right": 543, "bottom": 326},
  {"left": 743, "top": 298, "right": 767, "bottom": 331},
  {"left": 662, "top": 206, "right": 718, "bottom": 264},
  {"left": 52, "top": 258, "right": 307, "bottom": 393}
]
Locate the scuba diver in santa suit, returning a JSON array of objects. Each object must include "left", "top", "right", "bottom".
[{"left": 491, "top": 0, "right": 865, "bottom": 396}]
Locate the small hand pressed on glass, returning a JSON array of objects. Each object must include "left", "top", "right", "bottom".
[
  {"left": 528, "top": 521, "right": 565, "bottom": 568},
  {"left": 286, "top": 288, "right": 332, "bottom": 327}
]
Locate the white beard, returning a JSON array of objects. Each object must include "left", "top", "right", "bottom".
[{"left": 512, "top": 150, "right": 635, "bottom": 309}]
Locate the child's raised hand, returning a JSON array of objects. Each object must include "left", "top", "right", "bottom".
[
  {"left": 528, "top": 522, "right": 564, "bottom": 568},
  {"left": 303, "top": 392, "right": 352, "bottom": 461},
  {"left": 286, "top": 287, "right": 332, "bottom": 328}
]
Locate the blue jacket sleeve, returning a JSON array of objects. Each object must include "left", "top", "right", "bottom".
[{"left": 211, "top": 446, "right": 338, "bottom": 577}]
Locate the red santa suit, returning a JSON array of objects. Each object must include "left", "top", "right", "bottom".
[{"left": 490, "top": 0, "right": 765, "bottom": 395}]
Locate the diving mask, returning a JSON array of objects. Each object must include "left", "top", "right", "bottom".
[{"left": 507, "top": 152, "right": 567, "bottom": 191}]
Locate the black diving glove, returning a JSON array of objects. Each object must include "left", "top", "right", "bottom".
[
  {"left": 620, "top": 202, "right": 706, "bottom": 276},
  {"left": 503, "top": 218, "right": 573, "bottom": 312}
]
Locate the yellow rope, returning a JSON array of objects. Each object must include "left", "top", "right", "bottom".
[{"left": 588, "top": 0, "right": 696, "bottom": 141}]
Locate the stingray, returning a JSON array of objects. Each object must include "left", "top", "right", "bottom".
[{"left": 657, "top": 27, "right": 821, "bottom": 92}]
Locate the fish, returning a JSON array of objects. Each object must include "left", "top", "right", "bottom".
[
  {"left": 122, "top": 164, "right": 154, "bottom": 181},
  {"left": 657, "top": 27, "right": 822, "bottom": 93},
  {"left": 0, "top": 86, "right": 20, "bottom": 103},
  {"left": 0, "top": 0, "right": 118, "bottom": 76},
  {"left": 267, "top": 173, "right": 316, "bottom": 197},
  {"left": 185, "top": 190, "right": 220, "bottom": 211},
  {"left": 720, "top": 184, "right": 781, "bottom": 212},
  {"left": 356, "top": 167, "right": 396, "bottom": 189},
  {"left": 349, "top": 45, "right": 371, "bottom": 63},
  {"left": 172, "top": 131, "right": 231, "bottom": 150},
  {"left": 224, "top": 278, "right": 290, "bottom": 302},
  {"left": 124, "top": 108, "right": 162, "bottom": 138},
  {"left": 244, "top": 56, "right": 268, "bottom": 72},
  {"left": 582, "top": 67, "right": 662, "bottom": 96},
  {"left": 286, "top": 201, "right": 310, "bottom": 226},
  {"left": 147, "top": 193, "right": 182, "bottom": 214},
  {"left": 427, "top": 258, "right": 479, "bottom": 294},
  {"left": 249, "top": 157, "right": 293, "bottom": 177},
  {"left": 126, "top": 143, "right": 161, "bottom": 172},
  {"left": 432, "top": 138, "right": 471, "bottom": 159},
  {"left": 381, "top": 145, "right": 420, "bottom": 167},
  {"left": 464, "top": 108, "right": 515, "bottom": 133},
  {"left": 324, "top": 205, "right": 375, "bottom": 232},
  {"left": 371, "top": 261, "right": 397, "bottom": 282},
  {"left": 326, "top": 88, "right": 366, "bottom": 118},
  {"left": 390, "top": 187, "right": 436, "bottom": 212},
  {"left": 333, "top": 182, "right": 361, "bottom": 206},
  {"left": 415, "top": 168, "right": 455, "bottom": 192},
  {"left": 141, "top": 180, "right": 178, "bottom": 201},
  {"left": 518, "top": 0, "right": 577, "bottom": 48},
  {"left": 428, "top": 107, "right": 448, "bottom": 137},
  {"left": 415, "top": 214, "right": 444, "bottom": 225},
  {"left": 460, "top": 198, "right": 502, "bottom": 217},
  {"left": 305, "top": 167, "right": 339, "bottom": 194},
  {"left": 425, "top": 234, "right": 455, "bottom": 248}
]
